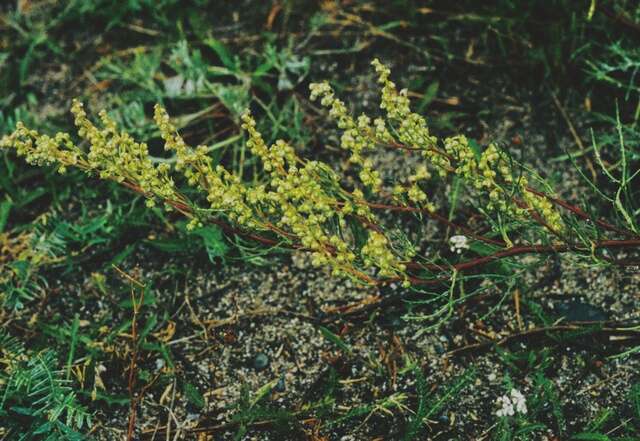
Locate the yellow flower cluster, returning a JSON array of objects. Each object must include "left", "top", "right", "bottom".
[
  {"left": 71, "top": 100, "right": 177, "bottom": 207},
  {"left": 0, "top": 58, "right": 571, "bottom": 287},
  {"left": 444, "top": 135, "right": 477, "bottom": 179},
  {"left": 391, "top": 165, "right": 436, "bottom": 211},
  {"left": 0, "top": 100, "right": 180, "bottom": 211},
  {"left": 154, "top": 105, "right": 253, "bottom": 228},
  {"left": 446, "top": 138, "right": 509, "bottom": 195},
  {"left": 371, "top": 59, "right": 442, "bottom": 209},
  {"left": 443, "top": 136, "right": 564, "bottom": 231},
  {"left": 523, "top": 191, "right": 564, "bottom": 233},
  {"left": 241, "top": 112, "right": 297, "bottom": 175},
  {"left": 309, "top": 81, "right": 383, "bottom": 191},
  {"left": 361, "top": 231, "right": 406, "bottom": 278},
  {"left": 369, "top": 60, "right": 563, "bottom": 232},
  {"left": 0, "top": 123, "right": 81, "bottom": 174},
  {"left": 371, "top": 58, "right": 449, "bottom": 174},
  {"left": 310, "top": 60, "right": 443, "bottom": 210},
  {"left": 240, "top": 112, "right": 401, "bottom": 278},
  {"left": 2, "top": 97, "right": 409, "bottom": 283}
]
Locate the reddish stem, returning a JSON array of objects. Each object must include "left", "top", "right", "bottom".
[
  {"left": 404, "top": 239, "right": 640, "bottom": 274},
  {"left": 117, "top": 179, "right": 640, "bottom": 286},
  {"left": 364, "top": 201, "right": 505, "bottom": 246},
  {"left": 384, "top": 142, "right": 639, "bottom": 238}
]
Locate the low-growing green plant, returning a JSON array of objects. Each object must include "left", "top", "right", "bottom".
[
  {"left": 1, "top": 60, "right": 638, "bottom": 316},
  {"left": 0, "top": 330, "right": 91, "bottom": 440}
]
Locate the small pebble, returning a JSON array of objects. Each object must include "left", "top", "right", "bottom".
[
  {"left": 381, "top": 313, "right": 403, "bottom": 329},
  {"left": 275, "top": 375, "right": 286, "bottom": 392},
  {"left": 253, "top": 353, "right": 270, "bottom": 371},
  {"left": 556, "top": 300, "right": 607, "bottom": 322}
]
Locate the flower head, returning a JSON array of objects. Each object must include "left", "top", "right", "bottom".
[
  {"left": 495, "top": 388, "right": 527, "bottom": 418},
  {"left": 449, "top": 235, "right": 469, "bottom": 254}
]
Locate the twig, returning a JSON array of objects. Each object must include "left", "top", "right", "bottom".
[
  {"left": 513, "top": 288, "right": 523, "bottom": 331},
  {"left": 141, "top": 416, "right": 319, "bottom": 438},
  {"left": 403, "top": 239, "right": 640, "bottom": 275},
  {"left": 550, "top": 90, "right": 597, "bottom": 181},
  {"left": 112, "top": 265, "right": 150, "bottom": 441},
  {"left": 363, "top": 201, "right": 505, "bottom": 246},
  {"left": 126, "top": 285, "right": 143, "bottom": 441},
  {"left": 445, "top": 323, "right": 640, "bottom": 357},
  {"left": 600, "top": 6, "right": 640, "bottom": 34}
]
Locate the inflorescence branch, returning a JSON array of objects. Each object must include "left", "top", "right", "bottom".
[{"left": 1, "top": 59, "right": 638, "bottom": 288}]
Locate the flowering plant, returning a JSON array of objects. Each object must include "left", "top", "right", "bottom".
[
  {"left": 2, "top": 59, "right": 638, "bottom": 299},
  {"left": 496, "top": 388, "right": 527, "bottom": 418}
]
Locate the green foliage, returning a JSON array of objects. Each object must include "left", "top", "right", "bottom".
[
  {"left": 231, "top": 381, "right": 297, "bottom": 440},
  {"left": 183, "top": 382, "right": 205, "bottom": 410},
  {"left": 1, "top": 260, "right": 45, "bottom": 310},
  {"left": 192, "top": 225, "right": 229, "bottom": 262},
  {"left": 587, "top": 41, "right": 640, "bottom": 98},
  {"left": 0, "top": 331, "right": 91, "bottom": 440},
  {"left": 403, "top": 367, "right": 473, "bottom": 440},
  {"left": 319, "top": 326, "right": 352, "bottom": 354}
]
